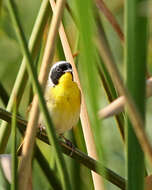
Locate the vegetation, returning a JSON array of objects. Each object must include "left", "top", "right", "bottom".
[{"left": 0, "top": 0, "right": 151, "bottom": 189}]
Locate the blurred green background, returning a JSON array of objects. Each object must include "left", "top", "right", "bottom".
[{"left": 0, "top": 0, "right": 151, "bottom": 189}]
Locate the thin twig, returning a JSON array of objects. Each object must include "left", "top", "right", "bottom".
[
  {"left": 35, "top": 145, "right": 62, "bottom": 190},
  {"left": 98, "top": 77, "right": 152, "bottom": 119},
  {"left": 96, "top": 0, "right": 124, "bottom": 43},
  {"left": 49, "top": 1, "right": 105, "bottom": 189},
  {"left": 97, "top": 26, "right": 152, "bottom": 165},
  {"left": 0, "top": 107, "right": 126, "bottom": 190},
  {"left": 99, "top": 96, "right": 125, "bottom": 119}
]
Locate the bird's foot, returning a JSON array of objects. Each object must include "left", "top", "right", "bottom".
[
  {"left": 59, "top": 134, "right": 75, "bottom": 156},
  {"left": 38, "top": 124, "right": 46, "bottom": 136}
]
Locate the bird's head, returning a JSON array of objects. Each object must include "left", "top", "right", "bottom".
[{"left": 49, "top": 61, "right": 73, "bottom": 86}]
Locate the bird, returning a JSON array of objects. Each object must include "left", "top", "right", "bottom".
[{"left": 39, "top": 61, "right": 81, "bottom": 135}]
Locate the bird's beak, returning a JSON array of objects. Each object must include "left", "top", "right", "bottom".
[{"left": 65, "top": 69, "right": 72, "bottom": 73}]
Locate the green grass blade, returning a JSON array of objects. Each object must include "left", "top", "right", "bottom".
[
  {"left": 57, "top": 37, "right": 66, "bottom": 60},
  {"left": 74, "top": 0, "right": 105, "bottom": 187},
  {"left": 35, "top": 145, "right": 62, "bottom": 190},
  {"left": 7, "top": 0, "right": 71, "bottom": 189},
  {"left": 74, "top": 0, "right": 101, "bottom": 157},
  {"left": 0, "top": 82, "right": 9, "bottom": 107},
  {"left": 98, "top": 58, "right": 125, "bottom": 139},
  {"left": 96, "top": 17, "right": 125, "bottom": 139},
  {"left": 11, "top": 99, "right": 17, "bottom": 190},
  {"left": 125, "top": 0, "right": 148, "bottom": 189},
  {"left": 0, "top": 0, "right": 50, "bottom": 153}
]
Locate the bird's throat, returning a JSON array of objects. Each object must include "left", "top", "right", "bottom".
[{"left": 58, "top": 72, "right": 73, "bottom": 86}]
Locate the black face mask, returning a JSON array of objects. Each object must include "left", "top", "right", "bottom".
[{"left": 50, "top": 62, "right": 73, "bottom": 85}]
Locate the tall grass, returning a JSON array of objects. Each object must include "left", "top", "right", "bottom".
[
  {"left": 0, "top": 0, "right": 151, "bottom": 189},
  {"left": 125, "top": 0, "right": 148, "bottom": 189}
]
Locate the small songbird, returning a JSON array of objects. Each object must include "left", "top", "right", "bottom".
[{"left": 39, "top": 61, "right": 81, "bottom": 135}]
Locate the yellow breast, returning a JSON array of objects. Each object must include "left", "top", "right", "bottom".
[{"left": 45, "top": 72, "right": 81, "bottom": 134}]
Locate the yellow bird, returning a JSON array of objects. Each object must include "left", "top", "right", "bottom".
[{"left": 39, "top": 61, "right": 81, "bottom": 135}]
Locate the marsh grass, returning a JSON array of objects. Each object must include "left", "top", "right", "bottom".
[{"left": 0, "top": 0, "right": 151, "bottom": 189}]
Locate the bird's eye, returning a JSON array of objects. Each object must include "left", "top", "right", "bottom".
[{"left": 56, "top": 67, "right": 62, "bottom": 72}]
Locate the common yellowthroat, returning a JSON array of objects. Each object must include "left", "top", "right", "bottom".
[{"left": 39, "top": 61, "right": 81, "bottom": 135}]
